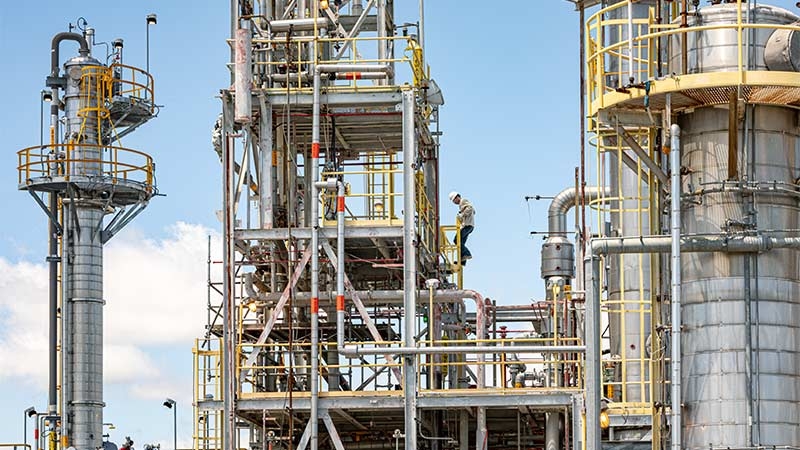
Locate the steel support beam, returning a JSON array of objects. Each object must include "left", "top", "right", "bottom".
[{"left": 611, "top": 122, "right": 669, "bottom": 186}]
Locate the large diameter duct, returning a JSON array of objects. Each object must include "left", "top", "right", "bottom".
[{"left": 63, "top": 54, "right": 105, "bottom": 450}]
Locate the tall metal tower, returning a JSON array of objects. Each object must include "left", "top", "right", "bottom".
[{"left": 17, "top": 24, "right": 158, "bottom": 450}]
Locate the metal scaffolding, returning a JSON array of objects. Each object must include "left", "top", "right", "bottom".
[{"left": 194, "top": 2, "right": 585, "bottom": 450}]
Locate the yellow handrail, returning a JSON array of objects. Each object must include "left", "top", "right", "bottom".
[{"left": 17, "top": 143, "right": 154, "bottom": 190}]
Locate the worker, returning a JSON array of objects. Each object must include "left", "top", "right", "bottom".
[{"left": 448, "top": 191, "right": 475, "bottom": 264}]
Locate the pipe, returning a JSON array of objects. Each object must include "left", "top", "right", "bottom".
[
  {"left": 670, "top": 124, "right": 681, "bottom": 450},
  {"left": 316, "top": 63, "right": 391, "bottom": 73},
  {"left": 310, "top": 41, "right": 322, "bottom": 450},
  {"left": 336, "top": 181, "right": 345, "bottom": 352},
  {"left": 50, "top": 32, "right": 89, "bottom": 77},
  {"left": 401, "top": 88, "right": 418, "bottom": 450},
  {"left": 340, "top": 345, "right": 586, "bottom": 356},
  {"left": 627, "top": 0, "right": 634, "bottom": 83},
  {"left": 234, "top": 25, "right": 252, "bottom": 124},
  {"left": 269, "top": 17, "right": 328, "bottom": 32},
  {"left": 545, "top": 413, "right": 559, "bottom": 450},
  {"left": 585, "top": 255, "right": 602, "bottom": 450},
  {"left": 48, "top": 194, "right": 58, "bottom": 414},
  {"left": 548, "top": 187, "right": 610, "bottom": 237}
]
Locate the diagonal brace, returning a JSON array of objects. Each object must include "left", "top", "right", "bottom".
[
  {"left": 27, "top": 189, "right": 62, "bottom": 235},
  {"left": 321, "top": 240, "right": 403, "bottom": 384},
  {"left": 611, "top": 122, "right": 669, "bottom": 186},
  {"left": 321, "top": 412, "right": 347, "bottom": 450},
  {"left": 240, "top": 245, "right": 313, "bottom": 381}
]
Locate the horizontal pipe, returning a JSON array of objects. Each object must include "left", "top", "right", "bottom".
[
  {"left": 341, "top": 345, "right": 585, "bottom": 356},
  {"left": 317, "top": 63, "right": 391, "bottom": 73},
  {"left": 269, "top": 17, "right": 329, "bottom": 32},
  {"left": 590, "top": 234, "right": 800, "bottom": 255},
  {"left": 262, "top": 289, "right": 475, "bottom": 304}
]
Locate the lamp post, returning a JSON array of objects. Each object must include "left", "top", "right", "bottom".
[
  {"left": 163, "top": 398, "right": 176, "bottom": 450},
  {"left": 24, "top": 407, "right": 37, "bottom": 448},
  {"left": 146, "top": 14, "right": 157, "bottom": 74}
]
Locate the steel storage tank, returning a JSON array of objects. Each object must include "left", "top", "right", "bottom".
[{"left": 673, "top": 3, "right": 800, "bottom": 448}]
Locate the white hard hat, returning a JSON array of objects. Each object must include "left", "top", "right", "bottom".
[{"left": 448, "top": 191, "right": 460, "bottom": 202}]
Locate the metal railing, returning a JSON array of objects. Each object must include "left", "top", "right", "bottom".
[
  {"left": 17, "top": 143, "right": 154, "bottom": 189},
  {"left": 251, "top": 35, "right": 428, "bottom": 91},
  {"left": 439, "top": 224, "right": 462, "bottom": 288},
  {"left": 193, "top": 339, "right": 222, "bottom": 450},
  {"left": 227, "top": 333, "right": 583, "bottom": 396},
  {"left": 585, "top": 0, "right": 800, "bottom": 113}
]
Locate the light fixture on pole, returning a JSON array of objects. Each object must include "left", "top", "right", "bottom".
[
  {"left": 163, "top": 398, "right": 176, "bottom": 450},
  {"left": 24, "top": 407, "right": 37, "bottom": 447},
  {"left": 40, "top": 90, "right": 50, "bottom": 152},
  {"left": 146, "top": 14, "right": 157, "bottom": 74}
]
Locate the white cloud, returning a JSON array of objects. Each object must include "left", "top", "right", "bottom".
[
  {"left": 0, "top": 222, "right": 220, "bottom": 401},
  {"left": 104, "top": 222, "right": 217, "bottom": 346}
]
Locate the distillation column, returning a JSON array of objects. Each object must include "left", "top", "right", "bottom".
[
  {"left": 672, "top": 4, "right": 800, "bottom": 447},
  {"left": 18, "top": 28, "right": 158, "bottom": 450}
]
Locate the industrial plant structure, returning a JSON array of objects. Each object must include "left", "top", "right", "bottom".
[{"left": 14, "top": 0, "right": 800, "bottom": 449}]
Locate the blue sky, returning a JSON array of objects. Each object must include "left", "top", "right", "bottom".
[{"left": 0, "top": 0, "right": 633, "bottom": 447}]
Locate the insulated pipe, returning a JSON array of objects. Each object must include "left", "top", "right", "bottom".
[
  {"left": 268, "top": 17, "right": 329, "bottom": 32},
  {"left": 584, "top": 255, "right": 602, "bottom": 450},
  {"left": 234, "top": 25, "right": 252, "bottom": 124},
  {"left": 310, "top": 46, "right": 322, "bottom": 450},
  {"left": 548, "top": 187, "right": 610, "bottom": 238},
  {"left": 401, "top": 88, "right": 418, "bottom": 450},
  {"left": 316, "top": 63, "right": 391, "bottom": 73},
  {"left": 336, "top": 181, "right": 346, "bottom": 352},
  {"left": 670, "top": 124, "right": 682, "bottom": 450}
]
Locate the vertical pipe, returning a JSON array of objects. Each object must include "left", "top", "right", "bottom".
[
  {"left": 310, "top": 62, "right": 321, "bottom": 450},
  {"left": 48, "top": 193, "right": 58, "bottom": 415},
  {"left": 401, "top": 88, "right": 418, "bottom": 450},
  {"left": 259, "top": 97, "right": 274, "bottom": 228},
  {"left": 235, "top": 24, "right": 252, "bottom": 124},
  {"left": 336, "top": 181, "right": 345, "bottom": 349},
  {"left": 585, "top": 255, "right": 601, "bottom": 450},
  {"left": 48, "top": 85, "right": 60, "bottom": 420},
  {"left": 222, "top": 100, "right": 237, "bottom": 450},
  {"left": 418, "top": 0, "right": 425, "bottom": 64},
  {"left": 475, "top": 296, "right": 486, "bottom": 450},
  {"left": 377, "top": 0, "right": 387, "bottom": 86},
  {"left": 627, "top": 0, "right": 634, "bottom": 83},
  {"left": 545, "top": 413, "right": 560, "bottom": 450},
  {"left": 669, "top": 123, "right": 681, "bottom": 450}
]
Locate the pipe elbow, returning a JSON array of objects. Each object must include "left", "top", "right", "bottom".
[{"left": 50, "top": 32, "right": 90, "bottom": 77}]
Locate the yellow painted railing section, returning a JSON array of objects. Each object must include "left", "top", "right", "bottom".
[{"left": 586, "top": 0, "right": 800, "bottom": 114}]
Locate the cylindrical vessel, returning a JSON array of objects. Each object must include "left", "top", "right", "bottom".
[
  {"left": 63, "top": 55, "right": 106, "bottom": 450},
  {"left": 604, "top": 0, "right": 659, "bottom": 408},
  {"left": 679, "top": 105, "right": 800, "bottom": 448},
  {"left": 670, "top": 3, "right": 799, "bottom": 74}
]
